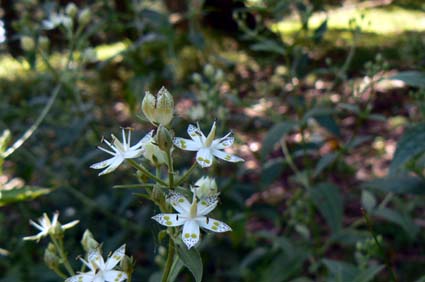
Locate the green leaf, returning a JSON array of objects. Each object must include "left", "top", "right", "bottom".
[
  {"left": 175, "top": 244, "right": 203, "bottom": 282},
  {"left": 250, "top": 40, "right": 285, "bottom": 55},
  {"left": 352, "top": 264, "right": 384, "bottom": 282},
  {"left": 314, "top": 152, "right": 338, "bottom": 177},
  {"left": 323, "top": 259, "right": 383, "bottom": 282},
  {"left": 167, "top": 255, "right": 184, "bottom": 282},
  {"left": 313, "top": 19, "right": 328, "bottom": 43},
  {"left": 362, "top": 175, "right": 425, "bottom": 195},
  {"left": 260, "top": 158, "right": 285, "bottom": 187},
  {"left": 260, "top": 247, "right": 307, "bottom": 282},
  {"left": 372, "top": 207, "right": 419, "bottom": 240},
  {"left": 309, "top": 183, "right": 344, "bottom": 233},
  {"left": 0, "top": 186, "right": 51, "bottom": 207},
  {"left": 390, "top": 123, "right": 425, "bottom": 174},
  {"left": 261, "top": 121, "right": 296, "bottom": 159},
  {"left": 390, "top": 71, "right": 425, "bottom": 88}
]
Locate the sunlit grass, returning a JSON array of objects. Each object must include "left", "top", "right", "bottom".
[{"left": 274, "top": 5, "right": 425, "bottom": 35}]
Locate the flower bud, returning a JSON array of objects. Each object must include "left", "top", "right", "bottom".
[
  {"left": 65, "top": 3, "right": 78, "bottom": 18},
  {"left": 203, "top": 64, "right": 215, "bottom": 77},
  {"left": 38, "top": 36, "right": 49, "bottom": 50},
  {"left": 120, "top": 255, "right": 135, "bottom": 277},
  {"left": 192, "top": 73, "right": 202, "bottom": 83},
  {"left": 81, "top": 229, "right": 99, "bottom": 252},
  {"left": 44, "top": 243, "right": 60, "bottom": 270},
  {"left": 192, "top": 176, "right": 218, "bottom": 199},
  {"left": 0, "top": 129, "right": 11, "bottom": 153},
  {"left": 20, "top": 36, "right": 35, "bottom": 51},
  {"left": 143, "top": 140, "right": 167, "bottom": 166},
  {"left": 51, "top": 222, "right": 64, "bottom": 238},
  {"left": 156, "top": 126, "right": 173, "bottom": 152},
  {"left": 214, "top": 69, "right": 224, "bottom": 82},
  {"left": 141, "top": 87, "right": 174, "bottom": 126},
  {"left": 78, "top": 8, "right": 91, "bottom": 27}
]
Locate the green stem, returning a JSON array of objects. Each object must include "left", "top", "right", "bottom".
[
  {"left": 175, "top": 162, "right": 198, "bottom": 187},
  {"left": 50, "top": 236, "right": 75, "bottom": 276},
  {"left": 161, "top": 238, "right": 175, "bottom": 282},
  {"left": 127, "top": 159, "right": 168, "bottom": 186},
  {"left": 361, "top": 208, "right": 398, "bottom": 282},
  {"left": 167, "top": 151, "right": 174, "bottom": 189},
  {"left": 2, "top": 84, "right": 61, "bottom": 159},
  {"left": 51, "top": 267, "right": 67, "bottom": 279}
]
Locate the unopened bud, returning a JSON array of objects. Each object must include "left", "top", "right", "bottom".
[
  {"left": 143, "top": 140, "right": 167, "bottom": 166},
  {"left": 214, "top": 69, "right": 224, "bottom": 82},
  {"left": 81, "top": 229, "right": 99, "bottom": 252},
  {"left": 0, "top": 129, "right": 11, "bottom": 153},
  {"left": 78, "top": 9, "right": 91, "bottom": 26},
  {"left": 44, "top": 243, "right": 59, "bottom": 270},
  {"left": 156, "top": 126, "right": 173, "bottom": 152},
  {"left": 38, "top": 36, "right": 49, "bottom": 50},
  {"left": 20, "top": 36, "right": 35, "bottom": 51},
  {"left": 192, "top": 73, "right": 202, "bottom": 83},
  {"left": 65, "top": 3, "right": 78, "bottom": 18},
  {"left": 141, "top": 87, "right": 174, "bottom": 126},
  {"left": 203, "top": 64, "right": 215, "bottom": 77},
  {"left": 192, "top": 176, "right": 218, "bottom": 199},
  {"left": 120, "top": 255, "right": 135, "bottom": 277},
  {"left": 51, "top": 222, "right": 64, "bottom": 238}
]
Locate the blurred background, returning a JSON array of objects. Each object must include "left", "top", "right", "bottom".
[{"left": 1, "top": 0, "right": 425, "bottom": 281}]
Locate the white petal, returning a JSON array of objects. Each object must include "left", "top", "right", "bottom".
[
  {"left": 122, "top": 148, "right": 143, "bottom": 159},
  {"left": 212, "top": 133, "right": 234, "bottom": 150},
  {"left": 90, "top": 156, "right": 117, "bottom": 169},
  {"left": 196, "top": 196, "right": 218, "bottom": 216},
  {"left": 211, "top": 149, "right": 244, "bottom": 163},
  {"left": 182, "top": 220, "right": 200, "bottom": 249},
  {"left": 65, "top": 273, "right": 95, "bottom": 282},
  {"left": 166, "top": 191, "right": 191, "bottom": 214},
  {"left": 196, "top": 217, "right": 232, "bottom": 233},
  {"left": 62, "top": 220, "right": 79, "bottom": 230},
  {"left": 98, "top": 157, "right": 124, "bottom": 175},
  {"left": 133, "top": 130, "right": 154, "bottom": 149},
  {"left": 152, "top": 213, "right": 187, "bottom": 227},
  {"left": 105, "top": 244, "right": 126, "bottom": 270},
  {"left": 187, "top": 124, "right": 204, "bottom": 143},
  {"left": 173, "top": 137, "right": 201, "bottom": 151},
  {"left": 88, "top": 249, "right": 105, "bottom": 270},
  {"left": 23, "top": 233, "right": 43, "bottom": 241},
  {"left": 196, "top": 148, "right": 214, "bottom": 167},
  {"left": 104, "top": 270, "right": 128, "bottom": 281}
]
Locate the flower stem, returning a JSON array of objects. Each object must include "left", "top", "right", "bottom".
[
  {"left": 50, "top": 236, "right": 75, "bottom": 276},
  {"left": 161, "top": 238, "right": 175, "bottom": 282},
  {"left": 175, "top": 162, "right": 197, "bottom": 187},
  {"left": 127, "top": 159, "right": 168, "bottom": 186},
  {"left": 166, "top": 151, "right": 174, "bottom": 189}
]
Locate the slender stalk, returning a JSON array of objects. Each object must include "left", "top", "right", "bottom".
[
  {"left": 161, "top": 238, "right": 175, "bottom": 282},
  {"left": 50, "top": 236, "right": 75, "bottom": 276},
  {"left": 175, "top": 162, "right": 197, "bottom": 187},
  {"left": 361, "top": 208, "right": 398, "bottom": 282},
  {"left": 51, "top": 267, "right": 67, "bottom": 279},
  {"left": 127, "top": 159, "right": 168, "bottom": 186},
  {"left": 166, "top": 151, "right": 174, "bottom": 189},
  {"left": 2, "top": 84, "right": 61, "bottom": 159}
]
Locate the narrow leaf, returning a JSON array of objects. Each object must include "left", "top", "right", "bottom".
[{"left": 175, "top": 244, "right": 203, "bottom": 282}]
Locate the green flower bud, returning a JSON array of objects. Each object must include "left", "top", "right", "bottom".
[
  {"left": 65, "top": 3, "right": 78, "bottom": 18},
  {"left": 214, "top": 69, "right": 224, "bottom": 82},
  {"left": 51, "top": 222, "right": 64, "bottom": 239},
  {"left": 38, "top": 36, "right": 49, "bottom": 50},
  {"left": 20, "top": 36, "right": 35, "bottom": 51},
  {"left": 203, "top": 64, "right": 215, "bottom": 77},
  {"left": 143, "top": 140, "right": 167, "bottom": 166},
  {"left": 81, "top": 229, "right": 99, "bottom": 252},
  {"left": 44, "top": 243, "right": 59, "bottom": 270},
  {"left": 192, "top": 73, "right": 202, "bottom": 83},
  {"left": 141, "top": 87, "right": 174, "bottom": 126},
  {"left": 192, "top": 176, "right": 218, "bottom": 199},
  {"left": 155, "top": 125, "right": 173, "bottom": 152},
  {"left": 0, "top": 129, "right": 11, "bottom": 154},
  {"left": 120, "top": 255, "right": 135, "bottom": 277},
  {"left": 78, "top": 8, "right": 91, "bottom": 27}
]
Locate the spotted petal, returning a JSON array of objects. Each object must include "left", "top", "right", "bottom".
[
  {"left": 105, "top": 244, "right": 126, "bottom": 270},
  {"left": 133, "top": 130, "right": 154, "bottom": 149},
  {"left": 167, "top": 192, "right": 191, "bottom": 214},
  {"left": 196, "top": 217, "right": 232, "bottom": 233},
  {"left": 211, "top": 149, "right": 244, "bottom": 163},
  {"left": 196, "top": 148, "right": 214, "bottom": 167},
  {"left": 152, "top": 213, "right": 187, "bottom": 227},
  {"left": 88, "top": 249, "right": 105, "bottom": 270},
  {"left": 65, "top": 273, "right": 95, "bottom": 282},
  {"left": 197, "top": 196, "right": 218, "bottom": 216},
  {"left": 104, "top": 270, "right": 128, "bottom": 282},
  {"left": 182, "top": 220, "right": 200, "bottom": 249},
  {"left": 173, "top": 137, "right": 201, "bottom": 151},
  {"left": 212, "top": 133, "right": 234, "bottom": 150},
  {"left": 187, "top": 124, "right": 205, "bottom": 143}
]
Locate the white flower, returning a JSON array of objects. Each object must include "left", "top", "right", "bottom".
[
  {"left": 152, "top": 191, "right": 231, "bottom": 249},
  {"left": 173, "top": 122, "right": 244, "bottom": 167},
  {"left": 192, "top": 176, "right": 218, "bottom": 199},
  {"left": 42, "top": 13, "right": 72, "bottom": 29},
  {"left": 90, "top": 129, "right": 152, "bottom": 175},
  {"left": 23, "top": 212, "right": 79, "bottom": 242},
  {"left": 66, "top": 245, "right": 127, "bottom": 282}
]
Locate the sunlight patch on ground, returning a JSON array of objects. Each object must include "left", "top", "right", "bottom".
[{"left": 274, "top": 6, "right": 425, "bottom": 35}]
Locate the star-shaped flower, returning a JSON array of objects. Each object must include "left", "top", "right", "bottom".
[
  {"left": 23, "top": 212, "right": 79, "bottom": 242},
  {"left": 152, "top": 191, "right": 231, "bottom": 249},
  {"left": 173, "top": 122, "right": 244, "bottom": 167},
  {"left": 90, "top": 128, "right": 153, "bottom": 175},
  {"left": 66, "top": 245, "right": 128, "bottom": 282}
]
